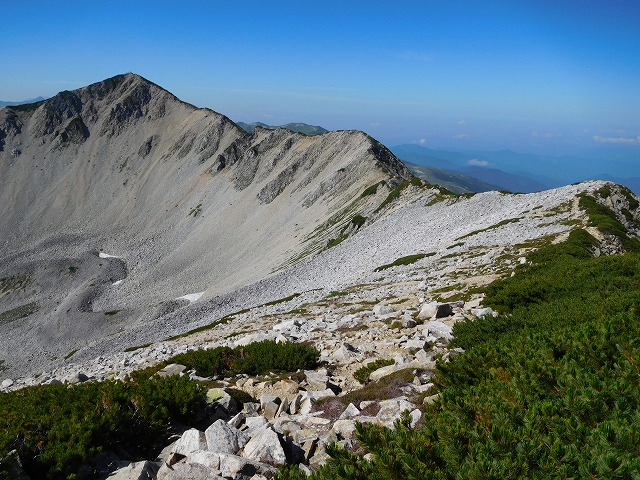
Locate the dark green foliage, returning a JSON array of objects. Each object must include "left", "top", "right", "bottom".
[
  {"left": 299, "top": 225, "right": 640, "bottom": 478},
  {"left": 263, "top": 293, "right": 302, "bottom": 307},
  {"left": 359, "top": 181, "right": 385, "bottom": 198},
  {"left": 456, "top": 217, "right": 520, "bottom": 241},
  {"left": 351, "top": 214, "right": 366, "bottom": 229},
  {"left": 354, "top": 359, "right": 394, "bottom": 384},
  {"left": 374, "top": 253, "right": 432, "bottom": 272},
  {"left": 0, "top": 374, "right": 205, "bottom": 479},
  {"left": 163, "top": 340, "right": 319, "bottom": 378}
]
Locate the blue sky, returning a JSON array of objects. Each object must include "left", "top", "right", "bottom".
[{"left": 2, "top": 1, "right": 639, "bottom": 157}]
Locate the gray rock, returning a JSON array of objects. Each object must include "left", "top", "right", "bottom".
[
  {"left": 330, "top": 343, "right": 361, "bottom": 363},
  {"left": 156, "top": 461, "right": 221, "bottom": 480},
  {"left": 107, "top": 460, "right": 160, "bottom": 479},
  {"left": 242, "top": 425, "right": 287, "bottom": 465},
  {"left": 157, "top": 364, "right": 187, "bottom": 377},
  {"left": 338, "top": 403, "right": 361, "bottom": 420},
  {"left": 373, "top": 304, "right": 395, "bottom": 316},
  {"left": 205, "top": 419, "right": 249, "bottom": 454},
  {"left": 417, "top": 301, "right": 438, "bottom": 319},
  {"left": 471, "top": 307, "right": 498, "bottom": 317},
  {"left": 244, "top": 416, "right": 269, "bottom": 435},
  {"left": 377, "top": 397, "right": 416, "bottom": 426},
  {"left": 409, "top": 409, "right": 422, "bottom": 428},
  {"left": 171, "top": 428, "right": 207, "bottom": 456},
  {"left": 259, "top": 394, "right": 281, "bottom": 420},
  {"left": 272, "top": 318, "right": 302, "bottom": 332},
  {"left": 304, "top": 370, "right": 329, "bottom": 390},
  {"left": 227, "top": 412, "right": 246, "bottom": 429},
  {"left": 185, "top": 450, "right": 221, "bottom": 469},
  {"left": 425, "top": 321, "right": 453, "bottom": 341},
  {"left": 218, "top": 453, "right": 277, "bottom": 479}
]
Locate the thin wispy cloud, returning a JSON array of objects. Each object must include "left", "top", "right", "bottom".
[
  {"left": 593, "top": 135, "right": 639, "bottom": 145},
  {"left": 468, "top": 159, "right": 490, "bottom": 167},
  {"left": 453, "top": 133, "right": 469, "bottom": 139},
  {"left": 532, "top": 131, "right": 562, "bottom": 138}
]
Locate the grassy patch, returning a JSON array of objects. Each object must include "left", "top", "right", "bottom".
[
  {"left": 168, "top": 315, "right": 234, "bottom": 340},
  {"left": 0, "top": 302, "right": 40, "bottom": 325},
  {"left": 354, "top": 359, "right": 395, "bottom": 384},
  {"left": 263, "top": 293, "right": 302, "bottom": 307},
  {"left": 579, "top": 193, "right": 640, "bottom": 252},
  {"left": 455, "top": 218, "right": 520, "bottom": 241},
  {"left": 359, "top": 181, "right": 385, "bottom": 198},
  {"left": 374, "top": 253, "right": 432, "bottom": 272},
  {"left": 375, "top": 177, "right": 423, "bottom": 212},
  {"left": 124, "top": 343, "right": 152, "bottom": 353},
  {"left": 63, "top": 349, "right": 78, "bottom": 360}
]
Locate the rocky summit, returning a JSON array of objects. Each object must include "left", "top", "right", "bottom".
[{"left": 1, "top": 74, "right": 640, "bottom": 479}]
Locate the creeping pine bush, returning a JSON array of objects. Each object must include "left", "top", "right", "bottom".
[
  {"left": 162, "top": 340, "right": 319, "bottom": 377},
  {"left": 0, "top": 372, "right": 205, "bottom": 480},
  {"left": 277, "top": 224, "right": 640, "bottom": 479}
]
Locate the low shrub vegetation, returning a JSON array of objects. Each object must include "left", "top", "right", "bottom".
[
  {"left": 282, "top": 198, "right": 640, "bottom": 479},
  {"left": 161, "top": 340, "right": 319, "bottom": 378},
  {"left": 374, "top": 253, "right": 432, "bottom": 272},
  {"left": 353, "top": 359, "right": 394, "bottom": 384},
  {"left": 0, "top": 373, "right": 205, "bottom": 480}
]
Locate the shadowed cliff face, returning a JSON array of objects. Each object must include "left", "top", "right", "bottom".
[{"left": 0, "top": 73, "right": 411, "bottom": 375}]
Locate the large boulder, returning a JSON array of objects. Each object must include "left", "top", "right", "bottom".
[
  {"left": 242, "top": 425, "right": 287, "bottom": 465},
  {"left": 205, "top": 419, "right": 249, "bottom": 454},
  {"left": 171, "top": 428, "right": 207, "bottom": 456},
  {"left": 425, "top": 321, "right": 453, "bottom": 341}
]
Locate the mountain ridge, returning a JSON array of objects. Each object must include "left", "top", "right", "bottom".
[{"left": 0, "top": 73, "right": 412, "bottom": 378}]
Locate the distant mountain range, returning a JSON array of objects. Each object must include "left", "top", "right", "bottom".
[
  {"left": 236, "top": 121, "right": 328, "bottom": 136},
  {"left": 391, "top": 144, "right": 640, "bottom": 195},
  {"left": 0, "top": 96, "right": 45, "bottom": 107}
]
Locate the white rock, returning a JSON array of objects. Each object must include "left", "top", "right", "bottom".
[
  {"left": 425, "top": 321, "right": 453, "bottom": 341},
  {"left": 171, "top": 428, "right": 207, "bottom": 456},
  {"left": 373, "top": 304, "right": 395, "bottom": 316},
  {"left": 242, "top": 426, "right": 287, "bottom": 465},
  {"left": 417, "top": 301, "right": 438, "bottom": 319},
  {"left": 471, "top": 307, "right": 498, "bottom": 317},
  {"left": 109, "top": 461, "right": 158, "bottom": 480},
  {"left": 338, "top": 403, "right": 361, "bottom": 420}
]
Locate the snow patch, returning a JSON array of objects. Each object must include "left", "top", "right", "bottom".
[
  {"left": 112, "top": 280, "right": 124, "bottom": 286},
  {"left": 99, "top": 252, "right": 119, "bottom": 259},
  {"left": 176, "top": 292, "right": 204, "bottom": 302}
]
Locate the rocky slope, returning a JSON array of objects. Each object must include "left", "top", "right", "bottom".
[
  {"left": 3, "top": 179, "right": 639, "bottom": 479},
  {"left": 0, "top": 73, "right": 411, "bottom": 379}
]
